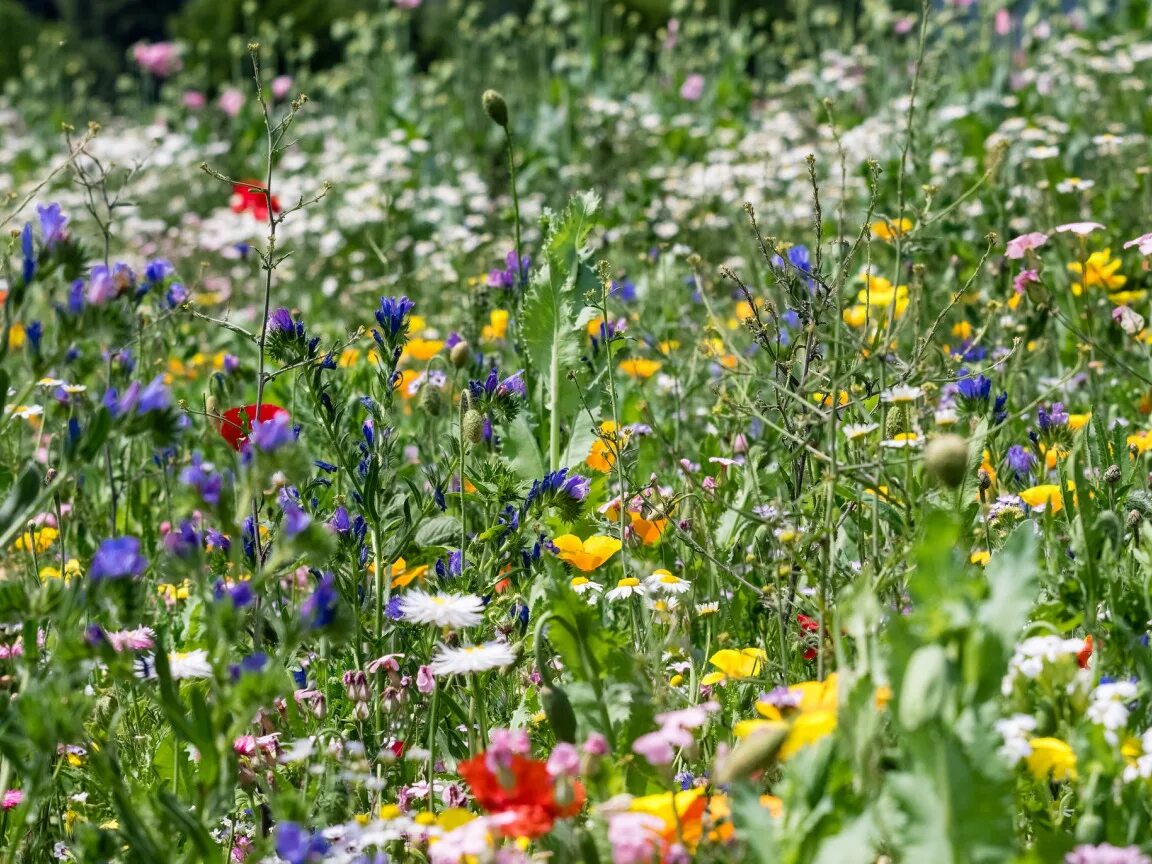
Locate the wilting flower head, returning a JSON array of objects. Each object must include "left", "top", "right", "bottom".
[{"left": 90, "top": 536, "right": 149, "bottom": 580}]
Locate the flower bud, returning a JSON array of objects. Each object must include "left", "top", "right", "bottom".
[
  {"left": 419, "top": 383, "right": 442, "bottom": 416},
  {"left": 923, "top": 434, "right": 969, "bottom": 488},
  {"left": 884, "top": 405, "right": 909, "bottom": 439},
  {"left": 463, "top": 409, "right": 484, "bottom": 444},
  {"left": 1104, "top": 464, "right": 1121, "bottom": 485},
  {"left": 482, "top": 89, "right": 509, "bottom": 128},
  {"left": 715, "top": 725, "right": 789, "bottom": 784},
  {"left": 450, "top": 340, "right": 471, "bottom": 368}
]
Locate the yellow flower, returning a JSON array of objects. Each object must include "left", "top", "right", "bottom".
[
  {"left": 1067, "top": 413, "right": 1091, "bottom": 431},
  {"left": 970, "top": 550, "right": 991, "bottom": 566},
  {"left": 951, "top": 321, "right": 973, "bottom": 340},
  {"left": 1019, "top": 483, "right": 1069, "bottom": 513},
  {"left": 1068, "top": 249, "right": 1126, "bottom": 295},
  {"left": 587, "top": 421, "right": 627, "bottom": 472},
  {"left": 856, "top": 275, "right": 910, "bottom": 316},
  {"left": 701, "top": 648, "right": 766, "bottom": 685},
  {"left": 436, "top": 808, "right": 476, "bottom": 831},
  {"left": 618, "top": 358, "right": 662, "bottom": 379},
  {"left": 842, "top": 305, "right": 868, "bottom": 328},
  {"left": 552, "top": 534, "right": 623, "bottom": 571},
  {"left": 1025, "top": 737, "right": 1077, "bottom": 781},
  {"left": 755, "top": 674, "right": 838, "bottom": 720},
  {"left": 657, "top": 339, "right": 681, "bottom": 354},
  {"left": 1108, "top": 289, "right": 1147, "bottom": 305},
  {"left": 368, "top": 557, "right": 430, "bottom": 589},
  {"left": 629, "top": 511, "right": 667, "bottom": 545},
  {"left": 871, "top": 218, "right": 913, "bottom": 242},
  {"left": 12, "top": 526, "right": 58, "bottom": 554},
  {"left": 40, "top": 558, "right": 83, "bottom": 582},
  {"left": 482, "top": 309, "right": 510, "bottom": 342},
  {"left": 7, "top": 322, "right": 25, "bottom": 349},
  {"left": 403, "top": 338, "right": 444, "bottom": 362},
  {"left": 812, "top": 390, "right": 849, "bottom": 408},
  {"left": 338, "top": 347, "right": 361, "bottom": 368},
  {"left": 1129, "top": 430, "right": 1152, "bottom": 455},
  {"left": 157, "top": 580, "right": 191, "bottom": 603},
  {"left": 778, "top": 709, "right": 838, "bottom": 759}
]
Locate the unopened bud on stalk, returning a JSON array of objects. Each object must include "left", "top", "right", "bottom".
[
  {"left": 420, "top": 383, "right": 442, "bottom": 417},
  {"left": 463, "top": 409, "right": 484, "bottom": 444},
  {"left": 923, "top": 434, "right": 969, "bottom": 488},
  {"left": 1104, "top": 464, "right": 1122, "bottom": 485},
  {"left": 482, "top": 89, "right": 509, "bottom": 128},
  {"left": 450, "top": 340, "right": 471, "bottom": 369},
  {"left": 977, "top": 468, "right": 992, "bottom": 491},
  {"left": 715, "top": 725, "right": 788, "bottom": 784}
]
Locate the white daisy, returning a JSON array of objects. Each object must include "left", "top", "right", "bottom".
[
  {"left": 36, "top": 377, "right": 67, "bottom": 388},
  {"left": 695, "top": 602, "right": 720, "bottom": 616},
  {"left": 880, "top": 385, "right": 923, "bottom": 404},
  {"left": 646, "top": 569, "right": 690, "bottom": 594},
  {"left": 841, "top": 423, "right": 879, "bottom": 441},
  {"left": 62, "top": 384, "right": 87, "bottom": 394},
  {"left": 398, "top": 590, "right": 484, "bottom": 629},
  {"left": 429, "top": 641, "right": 517, "bottom": 676},
  {"left": 934, "top": 407, "right": 959, "bottom": 426},
  {"left": 605, "top": 577, "right": 645, "bottom": 601},
  {"left": 570, "top": 576, "right": 603, "bottom": 596},
  {"left": 880, "top": 433, "right": 922, "bottom": 449},
  {"left": 5, "top": 404, "right": 44, "bottom": 420},
  {"left": 169, "top": 649, "right": 213, "bottom": 680}
]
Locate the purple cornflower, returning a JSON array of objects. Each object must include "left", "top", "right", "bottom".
[
  {"left": 137, "top": 375, "right": 170, "bottom": 413},
  {"left": 1005, "top": 445, "right": 1035, "bottom": 480},
  {"left": 275, "top": 822, "right": 329, "bottom": 864},
  {"left": 1037, "top": 402, "right": 1069, "bottom": 431},
  {"left": 90, "top": 537, "right": 149, "bottom": 580},
  {"left": 37, "top": 203, "right": 68, "bottom": 249},
  {"left": 143, "top": 259, "right": 174, "bottom": 285},
  {"left": 249, "top": 412, "right": 296, "bottom": 452},
  {"left": 180, "top": 453, "right": 222, "bottom": 505}
]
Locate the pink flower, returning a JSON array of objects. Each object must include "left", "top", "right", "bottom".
[
  {"left": 394, "top": 0, "right": 422, "bottom": 7},
  {"left": 183, "top": 90, "right": 206, "bottom": 110},
  {"left": 654, "top": 700, "right": 719, "bottom": 731},
  {"left": 994, "top": 8, "right": 1012, "bottom": 35},
  {"left": 582, "top": 731, "right": 610, "bottom": 755},
  {"left": 485, "top": 728, "right": 531, "bottom": 774},
  {"left": 133, "top": 42, "right": 182, "bottom": 78},
  {"left": 1, "top": 789, "right": 23, "bottom": 810},
  {"left": 106, "top": 626, "right": 156, "bottom": 652},
  {"left": 1005, "top": 232, "right": 1048, "bottom": 259},
  {"left": 893, "top": 16, "right": 915, "bottom": 34},
  {"left": 607, "top": 812, "right": 665, "bottom": 864},
  {"left": 416, "top": 664, "right": 435, "bottom": 694},
  {"left": 679, "top": 74, "right": 705, "bottom": 101},
  {"left": 632, "top": 730, "right": 677, "bottom": 765},
  {"left": 663, "top": 18, "right": 680, "bottom": 52},
  {"left": 1113, "top": 305, "right": 1145, "bottom": 336},
  {"left": 218, "top": 87, "right": 246, "bottom": 118},
  {"left": 366, "top": 653, "right": 402, "bottom": 674},
  {"left": 1013, "top": 269, "right": 1039, "bottom": 295},
  {"left": 546, "top": 742, "right": 581, "bottom": 777},
  {"left": 0, "top": 638, "right": 23, "bottom": 660},
  {"left": 270, "top": 75, "right": 294, "bottom": 101},
  {"left": 1123, "top": 232, "right": 1152, "bottom": 256},
  {"left": 1055, "top": 221, "right": 1105, "bottom": 236}
]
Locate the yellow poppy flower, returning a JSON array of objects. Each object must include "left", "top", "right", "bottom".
[
  {"left": 629, "top": 511, "right": 667, "bottom": 545},
  {"left": 951, "top": 321, "right": 973, "bottom": 340},
  {"left": 970, "top": 550, "right": 991, "bottom": 566},
  {"left": 871, "top": 217, "right": 913, "bottom": 242},
  {"left": 482, "top": 309, "right": 509, "bottom": 342},
  {"left": 7, "top": 322, "right": 25, "bottom": 349},
  {"left": 842, "top": 305, "right": 868, "bottom": 328},
  {"left": 813, "top": 390, "right": 849, "bottom": 408},
  {"left": 587, "top": 421, "right": 626, "bottom": 472},
  {"left": 1019, "top": 483, "right": 1070, "bottom": 513},
  {"left": 552, "top": 534, "right": 622, "bottom": 571},
  {"left": 1068, "top": 249, "right": 1126, "bottom": 296},
  {"left": 618, "top": 358, "right": 662, "bottom": 379},
  {"left": 12, "top": 526, "right": 58, "bottom": 553},
  {"left": 1066, "top": 413, "right": 1091, "bottom": 431},
  {"left": 755, "top": 673, "right": 838, "bottom": 720},
  {"left": 1129, "top": 431, "right": 1152, "bottom": 454},
  {"left": 338, "top": 347, "right": 361, "bottom": 368},
  {"left": 701, "top": 647, "right": 766, "bottom": 685},
  {"left": 1025, "top": 737, "right": 1077, "bottom": 781},
  {"left": 403, "top": 338, "right": 444, "bottom": 362},
  {"left": 158, "top": 580, "right": 191, "bottom": 603},
  {"left": 778, "top": 709, "right": 838, "bottom": 759}
]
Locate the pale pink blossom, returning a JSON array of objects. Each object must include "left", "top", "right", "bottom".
[
  {"left": 663, "top": 19, "right": 680, "bottom": 52},
  {"left": 416, "top": 664, "right": 435, "bottom": 694},
  {"left": 631, "top": 730, "right": 677, "bottom": 765},
  {"left": 607, "top": 812, "right": 665, "bottom": 864},
  {"left": 680, "top": 74, "right": 705, "bottom": 101},
  {"left": 1055, "top": 221, "right": 1105, "bottom": 236},
  {"left": 394, "top": 0, "right": 422, "bottom": 7},
  {"left": 546, "top": 742, "right": 581, "bottom": 777},
  {"left": 994, "top": 9, "right": 1012, "bottom": 35},
  {"left": 270, "top": 75, "right": 294, "bottom": 101},
  {"left": 583, "top": 731, "right": 610, "bottom": 755},
  {"left": 1013, "top": 269, "right": 1039, "bottom": 295},
  {"left": 217, "top": 87, "right": 246, "bottom": 118},
  {"left": 1123, "top": 233, "right": 1152, "bottom": 256},
  {"left": 133, "top": 42, "right": 182, "bottom": 78},
  {"left": 1005, "top": 232, "right": 1048, "bottom": 259},
  {"left": 1113, "top": 306, "right": 1145, "bottom": 336},
  {"left": 893, "top": 16, "right": 915, "bottom": 34},
  {"left": 654, "top": 701, "right": 720, "bottom": 731},
  {"left": 182, "top": 90, "right": 206, "bottom": 110},
  {"left": 106, "top": 627, "right": 156, "bottom": 652}
]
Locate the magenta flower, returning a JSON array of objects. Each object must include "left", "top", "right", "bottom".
[
  {"left": 133, "top": 41, "right": 182, "bottom": 78},
  {"left": 218, "top": 87, "right": 246, "bottom": 118},
  {"left": 1005, "top": 232, "right": 1048, "bottom": 259},
  {"left": 182, "top": 90, "right": 207, "bottom": 110},
  {"left": 1, "top": 789, "right": 23, "bottom": 810},
  {"left": 546, "top": 743, "right": 580, "bottom": 777},
  {"left": 271, "top": 75, "right": 294, "bottom": 101}
]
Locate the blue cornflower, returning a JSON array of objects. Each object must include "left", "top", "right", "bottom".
[
  {"left": 137, "top": 375, "right": 170, "bottom": 414},
  {"left": 20, "top": 223, "right": 35, "bottom": 284},
  {"left": 385, "top": 595, "right": 404, "bottom": 620},
  {"left": 37, "top": 203, "right": 68, "bottom": 249},
  {"left": 300, "top": 572, "right": 338, "bottom": 629},
  {"left": 375, "top": 295, "right": 415, "bottom": 339},
  {"left": 275, "top": 822, "right": 329, "bottom": 864},
  {"left": 90, "top": 537, "right": 149, "bottom": 580}
]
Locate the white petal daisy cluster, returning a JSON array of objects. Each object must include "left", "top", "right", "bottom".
[
  {"left": 994, "top": 714, "right": 1038, "bottom": 765},
  {"left": 1001, "top": 635, "right": 1087, "bottom": 696},
  {"left": 1086, "top": 680, "right": 1139, "bottom": 744}
]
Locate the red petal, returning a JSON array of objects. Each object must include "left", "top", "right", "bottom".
[{"left": 218, "top": 403, "right": 289, "bottom": 451}]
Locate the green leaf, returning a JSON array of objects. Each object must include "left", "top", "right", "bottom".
[
  {"left": 897, "top": 645, "right": 950, "bottom": 730},
  {"left": 0, "top": 464, "right": 42, "bottom": 547},
  {"left": 503, "top": 412, "right": 546, "bottom": 483},
  {"left": 981, "top": 523, "right": 1039, "bottom": 647},
  {"left": 519, "top": 190, "right": 600, "bottom": 470},
  {"left": 415, "top": 515, "right": 463, "bottom": 548}
]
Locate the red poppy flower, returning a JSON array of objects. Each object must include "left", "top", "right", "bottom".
[
  {"left": 458, "top": 753, "right": 585, "bottom": 838},
  {"left": 1077, "top": 634, "right": 1093, "bottom": 670},
  {"left": 218, "top": 404, "right": 289, "bottom": 451},
  {"left": 230, "top": 180, "right": 281, "bottom": 221}
]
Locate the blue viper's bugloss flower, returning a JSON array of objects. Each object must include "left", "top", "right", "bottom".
[
  {"left": 385, "top": 595, "right": 404, "bottom": 620},
  {"left": 956, "top": 373, "right": 992, "bottom": 409},
  {"left": 90, "top": 536, "right": 149, "bottom": 580},
  {"left": 283, "top": 503, "right": 312, "bottom": 537},
  {"left": 1005, "top": 445, "right": 1036, "bottom": 480},
  {"left": 67, "top": 279, "right": 85, "bottom": 314},
  {"left": 496, "top": 370, "right": 527, "bottom": 399},
  {"left": 180, "top": 452, "right": 223, "bottom": 506},
  {"left": 375, "top": 295, "right": 414, "bottom": 339},
  {"left": 215, "top": 579, "right": 253, "bottom": 608},
  {"left": 20, "top": 223, "right": 35, "bottom": 284},
  {"left": 1037, "top": 402, "right": 1069, "bottom": 431},
  {"left": 275, "top": 822, "right": 329, "bottom": 864},
  {"left": 25, "top": 321, "right": 42, "bottom": 352},
  {"left": 137, "top": 375, "right": 171, "bottom": 413},
  {"left": 610, "top": 278, "right": 637, "bottom": 301},
  {"left": 143, "top": 259, "right": 174, "bottom": 285},
  {"left": 267, "top": 306, "right": 296, "bottom": 333},
  {"left": 37, "top": 203, "right": 68, "bottom": 249},
  {"left": 249, "top": 412, "right": 296, "bottom": 452},
  {"left": 992, "top": 392, "right": 1009, "bottom": 425},
  {"left": 163, "top": 521, "right": 201, "bottom": 557},
  {"left": 328, "top": 506, "right": 351, "bottom": 533},
  {"left": 300, "top": 572, "right": 338, "bottom": 629}
]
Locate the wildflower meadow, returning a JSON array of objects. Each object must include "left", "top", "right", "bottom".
[{"left": 2, "top": 0, "right": 1152, "bottom": 861}]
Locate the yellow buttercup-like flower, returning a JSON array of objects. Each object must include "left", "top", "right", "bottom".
[
  {"left": 1019, "top": 483, "right": 1072, "bottom": 513},
  {"left": 618, "top": 358, "right": 662, "bottom": 379},
  {"left": 586, "top": 420, "right": 628, "bottom": 472},
  {"left": 871, "top": 217, "right": 913, "bottom": 242},
  {"left": 1025, "top": 737, "right": 1077, "bottom": 781},
  {"left": 1068, "top": 249, "right": 1126, "bottom": 296},
  {"left": 552, "top": 534, "right": 623, "bottom": 572},
  {"left": 403, "top": 338, "right": 444, "bottom": 362},
  {"left": 482, "top": 309, "right": 510, "bottom": 342},
  {"left": 701, "top": 647, "right": 766, "bottom": 686},
  {"left": 12, "top": 526, "right": 58, "bottom": 554}
]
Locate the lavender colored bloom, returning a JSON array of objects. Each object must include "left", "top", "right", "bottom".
[
  {"left": 283, "top": 503, "right": 312, "bottom": 537},
  {"left": 496, "top": 370, "right": 527, "bottom": 399},
  {"left": 250, "top": 412, "right": 296, "bottom": 452},
  {"left": 267, "top": 306, "right": 295, "bottom": 333},
  {"left": 362, "top": 418, "right": 375, "bottom": 447},
  {"left": 375, "top": 295, "right": 414, "bottom": 339},
  {"left": 163, "top": 521, "right": 201, "bottom": 557},
  {"left": 37, "top": 203, "right": 68, "bottom": 249},
  {"left": 180, "top": 452, "right": 222, "bottom": 505},
  {"left": 448, "top": 549, "right": 465, "bottom": 575},
  {"left": 90, "top": 537, "right": 149, "bottom": 580},
  {"left": 760, "top": 685, "right": 803, "bottom": 709},
  {"left": 205, "top": 528, "right": 231, "bottom": 551},
  {"left": 385, "top": 595, "right": 404, "bottom": 620},
  {"left": 87, "top": 265, "right": 118, "bottom": 305},
  {"left": 1005, "top": 445, "right": 1035, "bottom": 479},
  {"left": 137, "top": 375, "right": 170, "bottom": 413},
  {"left": 67, "top": 279, "right": 85, "bottom": 314},
  {"left": 275, "top": 822, "right": 329, "bottom": 864},
  {"left": 300, "top": 572, "right": 338, "bottom": 629},
  {"left": 610, "top": 278, "right": 637, "bottom": 301},
  {"left": 166, "top": 283, "right": 189, "bottom": 308},
  {"left": 1065, "top": 844, "right": 1151, "bottom": 864},
  {"left": 1038, "top": 402, "right": 1069, "bottom": 431},
  {"left": 328, "top": 506, "right": 351, "bottom": 533},
  {"left": 216, "top": 579, "right": 253, "bottom": 608}
]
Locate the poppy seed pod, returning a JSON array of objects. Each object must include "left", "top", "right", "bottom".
[
  {"left": 482, "top": 89, "right": 509, "bottom": 128},
  {"left": 463, "top": 409, "right": 485, "bottom": 444},
  {"left": 923, "top": 434, "right": 969, "bottom": 488},
  {"left": 450, "top": 340, "right": 471, "bottom": 369},
  {"left": 419, "top": 383, "right": 442, "bottom": 416}
]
